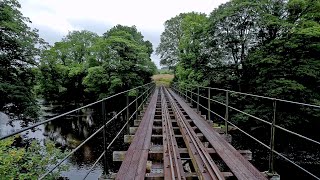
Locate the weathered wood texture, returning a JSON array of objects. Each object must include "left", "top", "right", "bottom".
[
  {"left": 116, "top": 88, "right": 159, "bottom": 180},
  {"left": 169, "top": 89, "right": 267, "bottom": 180}
]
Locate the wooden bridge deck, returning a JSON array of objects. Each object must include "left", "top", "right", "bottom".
[{"left": 116, "top": 87, "right": 266, "bottom": 180}]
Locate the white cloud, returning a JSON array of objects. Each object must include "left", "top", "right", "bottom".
[{"left": 19, "top": 0, "right": 228, "bottom": 67}]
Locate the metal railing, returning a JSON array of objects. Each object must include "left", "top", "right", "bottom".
[
  {"left": 0, "top": 82, "right": 155, "bottom": 180},
  {"left": 172, "top": 83, "right": 320, "bottom": 180}
]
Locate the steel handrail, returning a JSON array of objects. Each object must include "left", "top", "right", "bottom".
[
  {"left": 39, "top": 83, "right": 155, "bottom": 179},
  {"left": 82, "top": 85, "right": 155, "bottom": 179},
  {"left": 0, "top": 82, "right": 153, "bottom": 141},
  {"left": 175, "top": 83, "right": 320, "bottom": 109},
  {"left": 171, "top": 85, "right": 320, "bottom": 180},
  {"left": 176, "top": 85, "right": 320, "bottom": 145},
  {"left": 185, "top": 87, "right": 272, "bottom": 125}
]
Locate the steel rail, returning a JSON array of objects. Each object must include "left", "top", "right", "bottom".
[
  {"left": 0, "top": 82, "right": 153, "bottom": 140},
  {"left": 164, "top": 88, "right": 224, "bottom": 180},
  {"left": 161, "top": 87, "right": 175, "bottom": 179},
  {"left": 163, "top": 96, "right": 176, "bottom": 180},
  {"left": 39, "top": 84, "right": 155, "bottom": 179},
  {"left": 161, "top": 87, "right": 183, "bottom": 180},
  {"left": 172, "top": 86, "right": 320, "bottom": 180},
  {"left": 168, "top": 89, "right": 225, "bottom": 180}
]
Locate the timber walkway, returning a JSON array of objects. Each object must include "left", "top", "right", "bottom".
[
  {"left": 116, "top": 86, "right": 266, "bottom": 179},
  {"left": 1, "top": 82, "right": 319, "bottom": 179}
]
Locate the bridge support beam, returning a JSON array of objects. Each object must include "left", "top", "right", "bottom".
[{"left": 264, "top": 171, "right": 280, "bottom": 180}]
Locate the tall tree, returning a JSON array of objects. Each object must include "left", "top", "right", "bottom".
[
  {"left": 83, "top": 25, "right": 156, "bottom": 98},
  {"left": 156, "top": 13, "right": 187, "bottom": 68},
  {"left": 0, "top": 0, "right": 45, "bottom": 116},
  {"left": 245, "top": 0, "right": 320, "bottom": 102},
  {"left": 175, "top": 13, "right": 210, "bottom": 85},
  {"left": 38, "top": 30, "right": 99, "bottom": 103}
]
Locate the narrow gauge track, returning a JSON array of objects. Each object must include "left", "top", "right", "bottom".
[
  {"left": 161, "top": 87, "right": 185, "bottom": 180},
  {"left": 163, "top": 87, "right": 225, "bottom": 180},
  {"left": 117, "top": 86, "right": 266, "bottom": 180}
]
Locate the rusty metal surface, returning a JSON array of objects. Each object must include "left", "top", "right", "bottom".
[
  {"left": 116, "top": 88, "right": 159, "bottom": 180},
  {"left": 168, "top": 88, "right": 267, "bottom": 180},
  {"left": 161, "top": 87, "right": 185, "bottom": 180},
  {"left": 116, "top": 86, "right": 266, "bottom": 180},
  {"left": 164, "top": 87, "right": 225, "bottom": 180}
]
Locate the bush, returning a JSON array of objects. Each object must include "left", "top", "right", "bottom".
[{"left": 0, "top": 136, "right": 68, "bottom": 179}]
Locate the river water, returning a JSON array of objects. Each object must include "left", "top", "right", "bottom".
[
  {"left": 1, "top": 95, "right": 319, "bottom": 179},
  {"left": 0, "top": 96, "right": 133, "bottom": 179}
]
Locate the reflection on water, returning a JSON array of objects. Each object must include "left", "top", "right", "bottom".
[{"left": 0, "top": 96, "right": 131, "bottom": 179}]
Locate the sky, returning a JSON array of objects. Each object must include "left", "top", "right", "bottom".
[{"left": 19, "top": 0, "right": 228, "bottom": 68}]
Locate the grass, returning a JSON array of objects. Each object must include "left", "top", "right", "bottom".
[
  {"left": 152, "top": 74, "right": 174, "bottom": 87},
  {"left": 158, "top": 69, "right": 174, "bottom": 74}
]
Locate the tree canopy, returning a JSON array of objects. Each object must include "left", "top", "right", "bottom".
[
  {"left": 0, "top": 0, "right": 46, "bottom": 117},
  {"left": 38, "top": 26, "right": 157, "bottom": 103},
  {"left": 157, "top": 0, "right": 320, "bottom": 129},
  {"left": 1, "top": 0, "right": 157, "bottom": 116}
]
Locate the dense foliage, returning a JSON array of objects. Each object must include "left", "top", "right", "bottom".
[
  {"left": 0, "top": 137, "right": 68, "bottom": 179},
  {"left": 0, "top": 0, "right": 46, "bottom": 117},
  {"left": 38, "top": 26, "right": 157, "bottom": 103},
  {"left": 1, "top": 0, "right": 156, "bottom": 111},
  {"left": 157, "top": 0, "right": 320, "bottom": 129},
  {"left": 0, "top": 1, "right": 156, "bottom": 178}
]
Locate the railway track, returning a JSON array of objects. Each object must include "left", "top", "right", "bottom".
[
  {"left": 163, "top": 87, "right": 225, "bottom": 180},
  {"left": 161, "top": 87, "right": 185, "bottom": 180},
  {"left": 116, "top": 86, "right": 266, "bottom": 180}
]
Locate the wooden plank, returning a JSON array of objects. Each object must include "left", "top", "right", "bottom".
[
  {"left": 135, "top": 150, "right": 149, "bottom": 179},
  {"left": 116, "top": 149, "right": 135, "bottom": 179},
  {"left": 114, "top": 149, "right": 251, "bottom": 161},
  {"left": 169, "top": 88, "right": 266, "bottom": 180},
  {"left": 145, "top": 172, "right": 234, "bottom": 178},
  {"left": 116, "top": 88, "right": 159, "bottom": 180}
]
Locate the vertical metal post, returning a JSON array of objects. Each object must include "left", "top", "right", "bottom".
[
  {"left": 102, "top": 101, "right": 108, "bottom": 175},
  {"left": 190, "top": 87, "right": 193, "bottom": 106},
  {"left": 208, "top": 88, "right": 211, "bottom": 121},
  {"left": 145, "top": 87, "right": 148, "bottom": 105},
  {"left": 143, "top": 88, "right": 147, "bottom": 105},
  {"left": 126, "top": 93, "right": 130, "bottom": 132},
  {"left": 197, "top": 87, "right": 199, "bottom": 112},
  {"left": 186, "top": 86, "right": 188, "bottom": 102},
  {"left": 269, "top": 100, "right": 276, "bottom": 174},
  {"left": 136, "top": 91, "right": 138, "bottom": 121},
  {"left": 225, "top": 91, "right": 229, "bottom": 135}
]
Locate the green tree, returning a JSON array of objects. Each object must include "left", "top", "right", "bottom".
[
  {"left": 38, "top": 30, "right": 99, "bottom": 103},
  {"left": 175, "top": 13, "right": 210, "bottom": 86},
  {"left": 0, "top": 137, "right": 68, "bottom": 179},
  {"left": 242, "top": 0, "right": 320, "bottom": 128},
  {"left": 83, "top": 25, "right": 156, "bottom": 98},
  {"left": 159, "top": 0, "right": 320, "bottom": 129},
  {"left": 156, "top": 13, "right": 187, "bottom": 68},
  {"left": 156, "top": 12, "right": 210, "bottom": 86},
  {"left": 39, "top": 25, "right": 156, "bottom": 102},
  {"left": 0, "top": 0, "right": 45, "bottom": 116}
]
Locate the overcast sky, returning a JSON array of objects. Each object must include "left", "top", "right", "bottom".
[{"left": 19, "top": 0, "right": 228, "bottom": 68}]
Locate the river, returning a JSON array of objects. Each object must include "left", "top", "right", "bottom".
[
  {"left": 0, "top": 96, "right": 319, "bottom": 179},
  {"left": 0, "top": 96, "right": 132, "bottom": 179}
]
